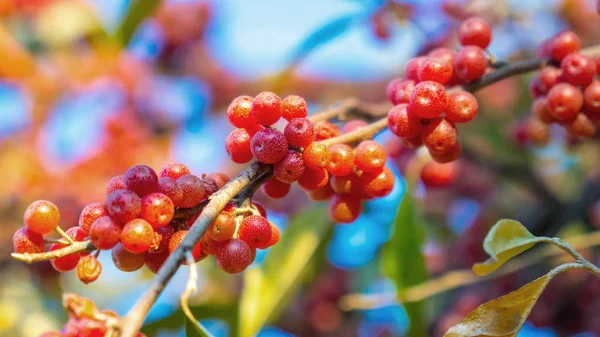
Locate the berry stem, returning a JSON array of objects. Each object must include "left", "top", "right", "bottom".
[
  {"left": 11, "top": 240, "right": 95, "bottom": 264},
  {"left": 319, "top": 118, "right": 388, "bottom": 146},
  {"left": 55, "top": 226, "right": 75, "bottom": 245}
]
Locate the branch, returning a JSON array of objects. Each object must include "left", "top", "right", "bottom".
[
  {"left": 319, "top": 118, "right": 388, "bottom": 146},
  {"left": 308, "top": 98, "right": 391, "bottom": 123},
  {"left": 11, "top": 240, "right": 95, "bottom": 264}
]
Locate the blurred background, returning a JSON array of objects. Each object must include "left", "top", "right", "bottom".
[{"left": 1, "top": 0, "right": 600, "bottom": 336}]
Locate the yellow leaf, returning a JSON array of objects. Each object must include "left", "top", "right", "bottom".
[{"left": 472, "top": 219, "right": 550, "bottom": 276}]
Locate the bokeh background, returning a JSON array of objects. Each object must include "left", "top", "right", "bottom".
[{"left": 1, "top": 0, "right": 600, "bottom": 336}]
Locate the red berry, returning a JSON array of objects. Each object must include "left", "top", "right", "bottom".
[
  {"left": 176, "top": 174, "right": 206, "bottom": 208},
  {"left": 405, "top": 56, "right": 426, "bottom": 81},
  {"left": 547, "top": 83, "right": 583, "bottom": 122},
  {"left": 407, "top": 81, "right": 447, "bottom": 119},
  {"left": 112, "top": 243, "right": 146, "bottom": 272},
  {"left": 149, "top": 225, "right": 174, "bottom": 253},
  {"left": 430, "top": 142, "right": 462, "bottom": 163},
  {"left": 215, "top": 238, "right": 253, "bottom": 274},
  {"left": 209, "top": 211, "right": 236, "bottom": 242},
  {"left": 303, "top": 142, "right": 331, "bottom": 169},
  {"left": 536, "top": 38, "right": 552, "bottom": 58},
  {"left": 124, "top": 164, "right": 159, "bottom": 197},
  {"left": 429, "top": 47, "right": 456, "bottom": 64},
  {"left": 209, "top": 172, "right": 229, "bottom": 188},
  {"left": 105, "top": 189, "right": 141, "bottom": 224},
  {"left": 200, "top": 235, "right": 222, "bottom": 255},
  {"left": 387, "top": 103, "right": 422, "bottom": 138},
  {"left": 159, "top": 163, "right": 191, "bottom": 180},
  {"left": 584, "top": 81, "right": 600, "bottom": 117},
  {"left": 265, "top": 223, "right": 280, "bottom": 248},
  {"left": 342, "top": 120, "right": 369, "bottom": 134},
  {"left": 308, "top": 184, "right": 335, "bottom": 201},
  {"left": 76, "top": 255, "right": 102, "bottom": 284},
  {"left": 527, "top": 119, "right": 551, "bottom": 146},
  {"left": 145, "top": 250, "right": 168, "bottom": 274},
  {"left": 328, "top": 194, "right": 362, "bottom": 224},
  {"left": 327, "top": 144, "right": 355, "bottom": 176},
  {"left": 420, "top": 161, "right": 458, "bottom": 187},
  {"left": 78, "top": 203, "right": 109, "bottom": 234},
  {"left": 202, "top": 176, "right": 220, "bottom": 197},
  {"left": 281, "top": 95, "right": 308, "bottom": 121},
  {"left": 106, "top": 175, "right": 125, "bottom": 196},
  {"left": 252, "top": 91, "right": 282, "bottom": 126},
  {"left": 550, "top": 31, "right": 581, "bottom": 62},
  {"left": 454, "top": 46, "right": 487, "bottom": 81},
  {"left": 250, "top": 128, "right": 288, "bottom": 164},
  {"left": 49, "top": 243, "right": 80, "bottom": 272},
  {"left": 140, "top": 193, "right": 174, "bottom": 229},
  {"left": 66, "top": 226, "right": 87, "bottom": 242},
  {"left": 227, "top": 95, "right": 257, "bottom": 129},
  {"left": 354, "top": 140, "right": 386, "bottom": 173},
  {"left": 284, "top": 118, "right": 314, "bottom": 147},
  {"left": 445, "top": 91, "right": 478, "bottom": 123},
  {"left": 386, "top": 79, "right": 415, "bottom": 105},
  {"left": 24, "top": 200, "right": 60, "bottom": 235},
  {"left": 330, "top": 172, "right": 362, "bottom": 196},
  {"left": 89, "top": 216, "right": 122, "bottom": 250},
  {"left": 168, "top": 230, "right": 205, "bottom": 262},
  {"left": 253, "top": 202, "right": 267, "bottom": 218},
  {"left": 262, "top": 178, "right": 291, "bottom": 199},
  {"left": 121, "top": 219, "right": 155, "bottom": 254},
  {"left": 561, "top": 53, "right": 595, "bottom": 87},
  {"left": 298, "top": 167, "right": 329, "bottom": 191},
  {"left": 532, "top": 98, "right": 556, "bottom": 124},
  {"left": 458, "top": 17, "right": 492, "bottom": 48},
  {"left": 566, "top": 113, "right": 597, "bottom": 138},
  {"left": 418, "top": 57, "right": 453, "bottom": 84},
  {"left": 402, "top": 133, "right": 424, "bottom": 149},
  {"left": 13, "top": 227, "right": 44, "bottom": 254},
  {"left": 314, "top": 120, "right": 341, "bottom": 140},
  {"left": 530, "top": 66, "right": 562, "bottom": 97},
  {"left": 158, "top": 177, "right": 184, "bottom": 207},
  {"left": 421, "top": 118, "right": 458, "bottom": 154},
  {"left": 274, "top": 151, "right": 305, "bottom": 183},
  {"left": 359, "top": 166, "right": 395, "bottom": 198},
  {"left": 239, "top": 215, "right": 272, "bottom": 249},
  {"left": 225, "top": 128, "right": 254, "bottom": 164}
]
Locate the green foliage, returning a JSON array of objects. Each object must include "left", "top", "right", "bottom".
[
  {"left": 141, "top": 304, "right": 238, "bottom": 336},
  {"left": 114, "top": 0, "right": 163, "bottom": 45},
  {"left": 185, "top": 316, "right": 214, "bottom": 337}
]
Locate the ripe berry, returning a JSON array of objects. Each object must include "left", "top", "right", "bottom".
[
  {"left": 250, "top": 128, "right": 288, "bottom": 164},
  {"left": 550, "top": 31, "right": 581, "bottom": 62},
  {"left": 112, "top": 243, "right": 146, "bottom": 272},
  {"left": 274, "top": 151, "right": 305, "bottom": 183},
  {"left": 49, "top": 243, "right": 80, "bottom": 272},
  {"left": 354, "top": 140, "right": 386, "bottom": 172},
  {"left": 262, "top": 178, "right": 291, "bottom": 199},
  {"left": 239, "top": 215, "right": 272, "bottom": 249},
  {"left": 387, "top": 103, "right": 422, "bottom": 138},
  {"left": 402, "top": 133, "right": 424, "bottom": 148},
  {"left": 405, "top": 56, "right": 426, "bottom": 81},
  {"left": 252, "top": 91, "right": 282, "bottom": 126},
  {"left": 281, "top": 95, "right": 308, "bottom": 121},
  {"left": 159, "top": 163, "right": 191, "bottom": 180},
  {"left": 330, "top": 172, "right": 361, "bottom": 196},
  {"left": 547, "top": 83, "right": 583, "bottom": 122},
  {"left": 566, "top": 113, "right": 597, "bottom": 138},
  {"left": 24, "top": 200, "right": 60, "bottom": 235},
  {"left": 202, "top": 176, "right": 220, "bottom": 197},
  {"left": 215, "top": 238, "right": 253, "bottom": 274},
  {"left": 284, "top": 118, "right": 314, "bottom": 147},
  {"left": 386, "top": 79, "right": 415, "bottom": 105},
  {"left": 303, "top": 142, "right": 331, "bottom": 169},
  {"left": 418, "top": 57, "right": 453, "bottom": 84},
  {"left": 314, "top": 121, "right": 341, "bottom": 141},
  {"left": 561, "top": 53, "right": 595, "bottom": 87},
  {"left": 76, "top": 255, "right": 102, "bottom": 284},
  {"left": 266, "top": 223, "right": 280, "bottom": 248},
  {"left": 583, "top": 81, "right": 600, "bottom": 117},
  {"left": 158, "top": 177, "right": 184, "bottom": 207},
  {"left": 209, "top": 211, "right": 236, "bottom": 242},
  {"left": 407, "top": 81, "right": 447, "bottom": 119},
  {"left": 454, "top": 46, "right": 487, "bottom": 81},
  {"left": 532, "top": 98, "right": 556, "bottom": 124},
  {"left": 149, "top": 225, "right": 174, "bottom": 253},
  {"left": 328, "top": 194, "right": 362, "bottom": 224},
  {"left": 359, "top": 166, "right": 395, "bottom": 198},
  {"left": 298, "top": 167, "right": 329, "bottom": 191},
  {"left": 13, "top": 227, "right": 44, "bottom": 254},
  {"left": 421, "top": 118, "right": 458, "bottom": 154},
  {"left": 140, "top": 193, "right": 174, "bottom": 229},
  {"left": 200, "top": 235, "right": 221, "bottom": 255},
  {"left": 536, "top": 38, "right": 552, "bottom": 58},
  {"left": 530, "top": 66, "right": 562, "bottom": 97},
  {"left": 120, "top": 219, "right": 155, "bottom": 254},
  {"left": 125, "top": 164, "right": 159, "bottom": 197},
  {"left": 78, "top": 203, "right": 109, "bottom": 234},
  {"left": 420, "top": 161, "right": 458, "bottom": 187},
  {"left": 209, "top": 172, "right": 230, "bottom": 188},
  {"left": 89, "top": 216, "right": 121, "bottom": 250},
  {"left": 168, "top": 230, "right": 205, "bottom": 262},
  {"left": 327, "top": 144, "right": 355, "bottom": 176},
  {"left": 430, "top": 48, "right": 461, "bottom": 85},
  {"left": 342, "top": 120, "right": 369, "bottom": 134},
  {"left": 308, "top": 184, "right": 335, "bottom": 201},
  {"left": 430, "top": 142, "right": 462, "bottom": 163},
  {"left": 445, "top": 91, "right": 478, "bottom": 123},
  {"left": 227, "top": 95, "right": 257, "bottom": 128},
  {"left": 253, "top": 202, "right": 267, "bottom": 217},
  {"left": 458, "top": 17, "right": 492, "bottom": 48},
  {"left": 145, "top": 250, "right": 168, "bottom": 274},
  {"left": 65, "top": 226, "right": 87, "bottom": 242},
  {"left": 106, "top": 175, "right": 125, "bottom": 196},
  {"left": 176, "top": 174, "right": 206, "bottom": 208},
  {"left": 527, "top": 119, "right": 551, "bottom": 146},
  {"left": 225, "top": 128, "right": 254, "bottom": 164},
  {"left": 105, "top": 189, "right": 142, "bottom": 224}
]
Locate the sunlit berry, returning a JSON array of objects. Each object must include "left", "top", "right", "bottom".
[
  {"left": 303, "top": 142, "right": 331, "bottom": 169},
  {"left": 251, "top": 128, "right": 289, "bottom": 164},
  {"left": 458, "top": 17, "right": 492, "bottom": 48},
  {"left": 76, "top": 255, "right": 102, "bottom": 284},
  {"left": 159, "top": 163, "right": 191, "bottom": 180},
  {"left": 89, "top": 216, "right": 122, "bottom": 250},
  {"left": 327, "top": 144, "right": 355, "bottom": 176},
  {"left": 281, "top": 95, "right": 308, "bottom": 121},
  {"left": 105, "top": 189, "right": 142, "bottom": 224},
  {"left": 387, "top": 103, "right": 422, "bottom": 138},
  {"left": 445, "top": 91, "right": 478, "bottom": 123},
  {"left": 239, "top": 215, "right": 273, "bottom": 249},
  {"left": 215, "top": 238, "right": 253, "bottom": 274},
  {"left": 125, "top": 164, "right": 159, "bottom": 197},
  {"left": 177, "top": 174, "right": 206, "bottom": 208},
  {"left": 252, "top": 91, "right": 282, "bottom": 126},
  {"left": 454, "top": 46, "right": 487, "bottom": 81},
  {"left": 328, "top": 194, "right": 362, "bottom": 224},
  {"left": 314, "top": 120, "right": 341, "bottom": 140},
  {"left": 354, "top": 140, "right": 386, "bottom": 172},
  {"left": 13, "top": 227, "right": 44, "bottom": 254},
  {"left": 140, "top": 193, "right": 174, "bottom": 229},
  {"left": 227, "top": 95, "right": 257, "bottom": 128},
  {"left": 24, "top": 200, "right": 60, "bottom": 235},
  {"left": 225, "top": 128, "right": 254, "bottom": 164},
  {"left": 284, "top": 118, "right": 314, "bottom": 147},
  {"left": 421, "top": 118, "right": 458, "bottom": 154},
  {"left": 407, "top": 81, "right": 447, "bottom": 119}
]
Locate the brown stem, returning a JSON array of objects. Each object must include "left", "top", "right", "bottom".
[
  {"left": 319, "top": 118, "right": 388, "bottom": 146},
  {"left": 11, "top": 240, "right": 95, "bottom": 263}
]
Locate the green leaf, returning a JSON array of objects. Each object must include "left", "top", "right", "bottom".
[
  {"left": 381, "top": 183, "right": 428, "bottom": 337},
  {"left": 114, "top": 0, "right": 163, "bottom": 45},
  {"left": 472, "top": 219, "right": 551, "bottom": 276},
  {"left": 239, "top": 206, "right": 332, "bottom": 337},
  {"left": 185, "top": 316, "right": 213, "bottom": 337}
]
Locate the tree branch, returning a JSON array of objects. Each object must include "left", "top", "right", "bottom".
[{"left": 11, "top": 240, "right": 95, "bottom": 263}]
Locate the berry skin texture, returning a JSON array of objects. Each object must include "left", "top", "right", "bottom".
[
  {"left": 168, "top": 230, "right": 205, "bottom": 262},
  {"left": 227, "top": 95, "right": 257, "bottom": 128},
  {"left": 360, "top": 166, "right": 395, "bottom": 198},
  {"left": 386, "top": 79, "right": 415, "bottom": 105},
  {"left": 387, "top": 103, "right": 422, "bottom": 138},
  {"left": 453, "top": 46, "right": 487, "bottom": 82},
  {"left": 176, "top": 174, "right": 206, "bottom": 208},
  {"left": 251, "top": 91, "right": 282, "bottom": 126},
  {"left": 209, "top": 172, "right": 230, "bottom": 188},
  {"left": 76, "top": 255, "right": 102, "bottom": 284},
  {"left": 158, "top": 177, "right": 184, "bottom": 207},
  {"left": 298, "top": 167, "right": 329, "bottom": 191},
  {"left": 274, "top": 151, "right": 305, "bottom": 183},
  {"left": 112, "top": 243, "right": 146, "bottom": 272},
  {"left": 78, "top": 203, "right": 109, "bottom": 234},
  {"left": 239, "top": 215, "right": 273, "bottom": 249},
  {"left": 327, "top": 144, "right": 355, "bottom": 177},
  {"left": 149, "top": 225, "right": 174, "bottom": 253},
  {"left": 89, "top": 216, "right": 122, "bottom": 250},
  {"left": 584, "top": 81, "right": 600, "bottom": 117},
  {"left": 250, "top": 128, "right": 289, "bottom": 164},
  {"left": 567, "top": 113, "right": 597, "bottom": 138},
  {"left": 105, "top": 189, "right": 142, "bottom": 224},
  {"left": 13, "top": 227, "right": 44, "bottom": 254},
  {"left": 431, "top": 142, "right": 462, "bottom": 164},
  {"left": 216, "top": 238, "right": 253, "bottom": 274},
  {"left": 307, "top": 184, "right": 335, "bottom": 201},
  {"left": 66, "top": 226, "right": 87, "bottom": 242},
  {"left": 547, "top": 83, "right": 583, "bottom": 122},
  {"left": 421, "top": 118, "right": 458, "bottom": 154},
  {"left": 418, "top": 57, "right": 453, "bottom": 84},
  {"left": 405, "top": 56, "right": 426, "bottom": 81},
  {"left": 140, "top": 193, "right": 174, "bottom": 229},
  {"left": 49, "top": 243, "right": 81, "bottom": 272},
  {"left": 420, "top": 161, "right": 458, "bottom": 188},
  {"left": 106, "top": 175, "right": 125, "bottom": 196},
  {"left": 262, "top": 178, "right": 291, "bottom": 199},
  {"left": 284, "top": 118, "right": 315, "bottom": 147},
  {"left": 159, "top": 163, "right": 191, "bottom": 180},
  {"left": 561, "top": 53, "right": 595, "bottom": 87},
  {"left": 408, "top": 81, "right": 447, "bottom": 119},
  {"left": 145, "top": 251, "right": 168, "bottom": 274},
  {"left": 266, "top": 223, "right": 280, "bottom": 248},
  {"left": 124, "top": 164, "right": 159, "bottom": 197},
  {"left": 121, "top": 219, "right": 155, "bottom": 254},
  {"left": 550, "top": 31, "right": 581, "bottom": 62},
  {"left": 281, "top": 95, "right": 308, "bottom": 121},
  {"left": 354, "top": 140, "right": 387, "bottom": 173},
  {"left": 209, "top": 211, "right": 237, "bottom": 242},
  {"left": 314, "top": 120, "right": 341, "bottom": 141},
  {"left": 225, "top": 128, "right": 254, "bottom": 164},
  {"left": 458, "top": 17, "right": 492, "bottom": 48},
  {"left": 303, "top": 142, "right": 331, "bottom": 169},
  {"left": 328, "top": 194, "right": 362, "bottom": 224},
  {"left": 24, "top": 200, "right": 60, "bottom": 235},
  {"left": 530, "top": 67, "right": 562, "bottom": 97},
  {"left": 445, "top": 91, "right": 478, "bottom": 123}
]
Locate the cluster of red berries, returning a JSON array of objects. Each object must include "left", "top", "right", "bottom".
[
  {"left": 526, "top": 30, "right": 599, "bottom": 145},
  {"left": 13, "top": 162, "right": 281, "bottom": 277},
  {"left": 385, "top": 16, "right": 493, "bottom": 162},
  {"left": 225, "top": 92, "right": 395, "bottom": 224}
]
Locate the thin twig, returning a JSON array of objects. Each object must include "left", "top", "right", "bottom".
[
  {"left": 11, "top": 240, "right": 95, "bottom": 264},
  {"left": 319, "top": 118, "right": 388, "bottom": 146}
]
